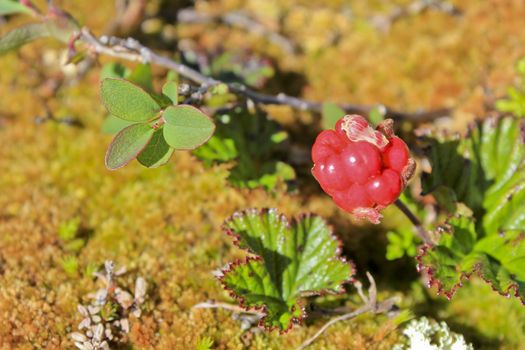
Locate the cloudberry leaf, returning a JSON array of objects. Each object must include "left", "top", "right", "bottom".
[
  {"left": 105, "top": 123, "right": 154, "bottom": 170},
  {"left": 162, "top": 105, "right": 215, "bottom": 150},
  {"left": 101, "top": 78, "right": 161, "bottom": 122},
  {"left": 220, "top": 209, "right": 354, "bottom": 331},
  {"left": 420, "top": 117, "right": 525, "bottom": 303},
  {"left": 137, "top": 128, "right": 174, "bottom": 168},
  {"left": 417, "top": 215, "right": 525, "bottom": 303},
  {"left": 422, "top": 116, "right": 525, "bottom": 235}
]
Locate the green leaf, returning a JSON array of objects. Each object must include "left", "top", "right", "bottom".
[
  {"left": 137, "top": 128, "right": 174, "bottom": 168},
  {"left": 417, "top": 215, "right": 525, "bottom": 303},
  {"left": 221, "top": 209, "right": 354, "bottom": 331},
  {"left": 422, "top": 117, "right": 525, "bottom": 236},
  {"left": 105, "top": 123, "right": 155, "bottom": 170},
  {"left": 0, "top": 0, "right": 33, "bottom": 15},
  {"left": 101, "top": 79, "right": 161, "bottom": 122},
  {"left": 100, "top": 62, "right": 129, "bottom": 81},
  {"left": 162, "top": 105, "right": 215, "bottom": 150},
  {"left": 321, "top": 102, "right": 345, "bottom": 129},
  {"left": 0, "top": 23, "right": 50, "bottom": 55},
  {"left": 127, "top": 63, "right": 154, "bottom": 92},
  {"left": 368, "top": 105, "right": 385, "bottom": 127},
  {"left": 193, "top": 109, "right": 295, "bottom": 191},
  {"left": 101, "top": 115, "right": 136, "bottom": 135},
  {"left": 162, "top": 81, "right": 178, "bottom": 104}
]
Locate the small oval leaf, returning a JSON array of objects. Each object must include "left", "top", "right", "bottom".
[
  {"left": 137, "top": 128, "right": 174, "bottom": 168},
  {"left": 101, "top": 79, "right": 160, "bottom": 122},
  {"left": 0, "top": 23, "right": 50, "bottom": 55},
  {"left": 0, "top": 0, "right": 33, "bottom": 16},
  {"left": 162, "top": 81, "right": 178, "bottom": 104},
  {"left": 105, "top": 123, "right": 155, "bottom": 170},
  {"left": 162, "top": 105, "right": 215, "bottom": 150}
]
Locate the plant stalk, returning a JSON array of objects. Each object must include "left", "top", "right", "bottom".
[{"left": 394, "top": 199, "right": 432, "bottom": 245}]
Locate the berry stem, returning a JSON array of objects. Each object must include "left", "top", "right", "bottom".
[{"left": 394, "top": 199, "right": 433, "bottom": 245}]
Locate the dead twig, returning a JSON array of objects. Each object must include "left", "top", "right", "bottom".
[
  {"left": 296, "top": 272, "right": 396, "bottom": 350},
  {"left": 177, "top": 8, "right": 297, "bottom": 55},
  {"left": 78, "top": 27, "right": 450, "bottom": 123}
]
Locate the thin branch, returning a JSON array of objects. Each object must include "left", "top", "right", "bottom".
[
  {"left": 78, "top": 27, "right": 450, "bottom": 123},
  {"left": 394, "top": 199, "right": 432, "bottom": 244},
  {"left": 177, "top": 8, "right": 297, "bottom": 54},
  {"left": 296, "top": 272, "right": 395, "bottom": 350},
  {"left": 192, "top": 301, "right": 263, "bottom": 316}
]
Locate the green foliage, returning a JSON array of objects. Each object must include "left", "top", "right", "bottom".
[
  {"left": 0, "top": 23, "right": 50, "bottom": 55},
  {"left": 385, "top": 193, "right": 423, "bottom": 261},
  {"left": 101, "top": 79, "right": 161, "bottom": 122},
  {"left": 368, "top": 105, "right": 386, "bottom": 127},
  {"left": 422, "top": 116, "right": 525, "bottom": 235},
  {"left": 105, "top": 123, "right": 155, "bottom": 170},
  {"left": 220, "top": 209, "right": 354, "bottom": 331},
  {"left": 495, "top": 58, "right": 525, "bottom": 117},
  {"left": 0, "top": 0, "right": 32, "bottom": 16},
  {"left": 127, "top": 64, "right": 154, "bottom": 92},
  {"left": 321, "top": 102, "right": 345, "bottom": 129},
  {"left": 193, "top": 110, "right": 296, "bottom": 191},
  {"left": 58, "top": 217, "right": 86, "bottom": 253},
  {"left": 162, "top": 81, "right": 179, "bottom": 104},
  {"left": 420, "top": 116, "right": 525, "bottom": 302},
  {"left": 101, "top": 115, "right": 136, "bottom": 135},
  {"left": 137, "top": 128, "right": 174, "bottom": 168},
  {"left": 60, "top": 255, "right": 79, "bottom": 276},
  {"left": 386, "top": 227, "right": 417, "bottom": 261},
  {"left": 100, "top": 62, "right": 130, "bottom": 80},
  {"left": 196, "top": 336, "right": 214, "bottom": 350},
  {"left": 162, "top": 105, "right": 215, "bottom": 150},
  {"left": 418, "top": 215, "right": 525, "bottom": 303},
  {"left": 100, "top": 75, "right": 215, "bottom": 169}
]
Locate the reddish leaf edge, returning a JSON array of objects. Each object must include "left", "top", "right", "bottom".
[
  {"left": 100, "top": 78, "right": 161, "bottom": 121},
  {"left": 416, "top": 218, "right": 525, "bottom": 305},
  {"left": 104, "top": 123, "right": 155, "bottom": 170},
  {"left": 218, "top": 207, "right": 356, "bottom": 333}
]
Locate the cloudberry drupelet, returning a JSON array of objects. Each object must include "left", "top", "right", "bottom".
[{"left": 312, "top": 115, "right": 415, "bottom": 223}]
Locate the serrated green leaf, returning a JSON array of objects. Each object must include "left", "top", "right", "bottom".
[
  {"left": 162, "top": 80, "right": 178, "bottom": 104},
  {"left": 105, "top": 123, "right": 155, "bottom": 170},
  {"left": 321, "top": 102, "right": 345, "bottom": 129},
  {"left": 137, "top": 128, "right": 174, "bottom": 168},
  {"left": 221, "top": 209, "right": 353, "bottom": 331},
  {"left": 162, "top": 105, "right": 215, "bottom": 150},
  {"left": 101, "top": 115, "right": 137, "bottom": 135},
  {"left": 101, "top": 79, "right": 161, "bottom": 122},
  {"left": 0, "top": 23, "right": 50, "bottom": 55},
  {"left": 418, "top": 215, "right": 525, "bottom": 303},
  {"left": 422, "top": 117, "right": 525, "bottom": 235},
  {"left": 0, "top": 0, "right": 33, "bottom": 15}
]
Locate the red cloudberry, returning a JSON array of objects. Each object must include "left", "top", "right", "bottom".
[{"left": 312, "top": 115, "right": 415, "bottom": 223}]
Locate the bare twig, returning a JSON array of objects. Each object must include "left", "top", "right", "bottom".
[
  {"left": 371, "top": 0, "right": 462, "bottom": 33},
  {"left": 296, "top": 272, "right": 396, "bottom": 350},
  {"left": 177, "top": 8, "right": 297, "bottom": 54},
  {"left": 77, "top": 27, "right": 449, "bottom": 123},
  {"left": 192, "top": 301, "right": 263, "bottom": 316},
  {"left": 394, "top": 199, "right": 433, "bottom": 244}
]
